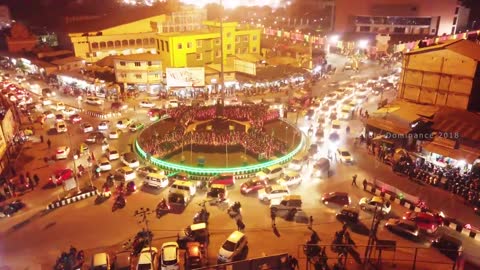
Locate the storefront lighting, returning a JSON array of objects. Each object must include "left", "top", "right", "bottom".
[
  {"left": 329, "top": 35, "right": 339, "bottom": 44},
  {"left": 457, "top": 160, "right": 466, "bottom": 168},
  {"left": 358, "top": 40, "right": 369, "bottom": 49}
]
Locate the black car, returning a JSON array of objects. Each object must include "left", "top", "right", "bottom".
[
  {"left": 322, "top": 192, "right": 351, "bottom": 206},
  {"left": 1, "top": 200, "right": 26, "bottom": 217},
  {"left": 336, "top": 206, "right": 359, "bottom": 224},
  {"left": 432, "top": 234, "right": 463, "bottom": 260}
]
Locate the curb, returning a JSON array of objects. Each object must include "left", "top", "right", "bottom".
[
  {"left": 46, "top": 189, "right": 98, "bottom": 210},
  {"left": 364, "top": 184, "right": 479, "bottom": 241}
]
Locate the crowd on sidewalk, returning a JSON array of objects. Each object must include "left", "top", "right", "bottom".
[{"left": 0, "top": 169, "right": 41, "bottom": 200}]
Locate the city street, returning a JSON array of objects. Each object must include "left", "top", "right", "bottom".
[{"left": 0, "top": 54, "right": 479, "bottom": 270}]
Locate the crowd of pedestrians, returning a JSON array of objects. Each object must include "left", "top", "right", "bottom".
[{"left": 139, "top": 104, "right": 287, "bottom": 160}]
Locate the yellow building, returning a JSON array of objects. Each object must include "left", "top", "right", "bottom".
[
  {"left": 67, "top": 7, "right": 207, "bottom": 63},
  {"left": 156, "top": 21, "right": 261, "bottom": 69},
  {"left": 113, "top": 53, "right": 163, "bottom": 92}
]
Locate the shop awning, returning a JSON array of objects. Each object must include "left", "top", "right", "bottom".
[
  {"left": 423, "top": 139, "right": 480, "bottom": 164},
  {"left": 366, "top": 117, "right": 410, "bottom": 135}
]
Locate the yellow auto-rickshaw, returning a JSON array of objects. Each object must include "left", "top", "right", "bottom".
[{"left": 79, "top": 143, "right": 89, "bottom": 155}]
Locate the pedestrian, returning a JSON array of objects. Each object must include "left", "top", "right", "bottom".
[
  {"left": 236, "top": 219, "right": 245, "bottom": 231},
  {"left": 3, "top": 185, "right": 11, "bottom": 198},
  {"left": 47, "top": 139, "right": 51, "bottom": 148},
  {"left": 270, "top": 211, "right": 276, "bottom": 228},
  {"left": 40, "top": 135, "right": 44, "bottom": 143},
  {"left": 29, "top": 177, "right": 35, "bottom": 191},
  {"left": 352, "top": 174, "right": 358, "bottom": 186},
  {"left": 363, "top": 179, "right": 368, "bottom": 190},
  {"left": 33, "top": 174, "right": 40, "bottom": 186}
]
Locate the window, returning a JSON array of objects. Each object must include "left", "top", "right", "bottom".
[
  {"left": 359, "top": 26, "right": 370, "bottom": 32},
  {"left": 107, "top": 41, "right": 114, "bottom": 48},
  {"left": 154, "top": 74, "right": 159, "bottom": 78},
  {"left": 242, "top": 48, "right": 247, "bottom": 54},
  {"left": 215, "top": 38, "right": 220, "bottom": 45},
  {"left": 453, "top": 17, "right": 457, "bottom": 25},
  {"left": 114, "top": 40, "right": 121, "bottom": 47},
  {"left": 161, "top": 40, "right": 164, "bottom": 51},
  {"left": 226, "top": 44, "right": 231, "bottom": 50},
  {"left": 187, "top": 42, "right": 193, "bottom": 49},
  {"left": 226, "top": 32, "right": 231, "bottom": 38},
  {"left": 135, "top": 74, "right": 142, "bottom": 79},
  {"left": 147, "top": 61, "right": 152, "bottom": 66},
  {"left": 252, "top": 35, "right": 257, "bottom": 41},
  {"left": 165, "top": 41, "right": 169, "bottom": 52},
  {"left": 143, "top": 38, "right": 149, "bottom": 45},
  {"left": 150, "top": 38, "right": 155, "bottom": 45},
  {"left": 122, "top": 40, "right": 128, "bottom": 47},
  {"left": 99, "top": 42, "right": 106, "bottom": 48},
  {"left": 120, "top": 61, "right": 126, "bottom": 66},
  {"left": 243, "top": 36, "right": 248, "bottom": 42},
  {"left": 196, "top": 53, "right": 202, "bottom": 60},
  {"left": 91, "top": 42, "right": 99, "bottom": 49},
  {"left": 136, "top": 39, "right": 142, "bottom": 45},
  {"left": 235, "top": 36, "right": 240, "bottom": 43},
  {"left": 215, "top": 50, "right": 221, "bottom": 58},
  {"left": 252, "top": 47, "right": 257, "bottom": 53},
  {"left": 196, "top": 40, "right": 202, "bottom": 48},
  {"left": 455, "top": 7, "right": 459, "bottom": 15},
  {"left": 178, "top": 43, "right": 183, "bottom": 49},
  {"left": 120, "top": 73, "right": 127, "bottom": 78},
  {"left": 135, "top": 62, "right": 141, "bottom": 67},
  {"left": 129, "top": 39, "right": 135, "bottom": 46}
]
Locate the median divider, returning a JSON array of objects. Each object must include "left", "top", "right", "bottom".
[
  {"left": 364, "top": 183, "right": 479, "bottom": 241},
  {"left": 46, "top": 189, "right": 98, "bottom": 210}
]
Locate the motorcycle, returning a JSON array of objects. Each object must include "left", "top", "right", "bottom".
[
  {"left": 112, "top": 195, "right": 126, "bottom": 212},
  {"left": 227, "top": 201, "right": 242, "bottom": 218},
  {"left": 193, "top": 202, "right": 210, "bottom": 224},
  {"left": 105, "top": 174, "right": 115, "bottom": 188},
  {"left": 156, "top": 198, "right": 170, "bottom": 217},
  {"left": 126, "top": 181, "right": 136, "bottom": 195},
  {"left": 95, "top": 187, "right": 112, "bottom": 204}
]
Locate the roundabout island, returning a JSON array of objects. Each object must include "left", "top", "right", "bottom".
[{"left": 135, "top": 102, "right": 305, "bottom": 176}]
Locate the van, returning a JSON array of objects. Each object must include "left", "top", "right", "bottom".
[
  {"left": 144, "top": 173, "right": 169, "bottom": 189},
  {"left": 339, "top": 105, "right": 353, "bottom": 120},
  {"left": 331, "top": 120, "right": 342, "bottom": 131},
  {"left": 256, "top": 164, "right": 284, "bottom": 181},
  {"left": 270, "top": 195, "right": 302, "bottom": 213},
  {"left": 170, "top": 180, "right": 196, "bottom": 196}
]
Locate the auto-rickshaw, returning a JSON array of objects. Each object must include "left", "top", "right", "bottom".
[
  {"left": 79, "top": 143, "right": 89, "bottom": 155},
  {"left": 206, "top": 184, "right": 228, "bottom": 201}
]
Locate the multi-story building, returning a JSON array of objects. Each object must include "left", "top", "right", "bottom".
[
  {"left": 156, "top": 21, "right": 261, "bottom": 68},
  {"left": 113, "top": 53, "right": 163, "bottom": 91},
  {"left": 67, "top": 7, "right": 206, "bottom": 63},
  {"left": 334, "top": 0, "right": 470, "bottom": 36},
  {"left": 398, "top": 39, "right": 480, "bottom": 112}
]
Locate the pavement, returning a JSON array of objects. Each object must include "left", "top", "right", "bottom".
[{"left": 0, "top": 54, "right": 479, "bottom": 270}]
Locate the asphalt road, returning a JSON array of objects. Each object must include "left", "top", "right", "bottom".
[{"left": 0, "top": 55, "right": 478, "bottom": 270}]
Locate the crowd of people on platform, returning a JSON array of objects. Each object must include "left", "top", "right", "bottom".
[{"left": 139, "top": 104, "right": 287, "bottom": 160}]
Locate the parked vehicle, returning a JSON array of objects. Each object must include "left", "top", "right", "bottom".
[
  {"left": 217, "top": 231, "right": 248, "bottom": 263},
  {"left": 321, "top": 192, "right": 351, "bottom": 206},
  {"left": 359, "top": 196, "right": 391, "bottom": 215},
  {"left": 177, "top": 223, "right": 209, "bottom": 249}
]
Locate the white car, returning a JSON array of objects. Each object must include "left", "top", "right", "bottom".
[
  {"left": 137, "top": 247, "right": 158, "bottom": 270},
  {"left": 44, "top": 110, "right": 55, "bottom": 119},
  {"left": 116, "top": 118, "right": 132, "bottom": 129},
  {"left": 81, "top": 123, "right": 94, "bottom": 133},
  {"left": 121, "top": 152, "right": 140, "bottom": 168},
  {"left": 218, "top": 231, "right": 248, "bottom": 263},
  {"left": 56, "top": 102, "right": 65, "bottom": 111},
  {"left": 55, "top": 121, "right": 68, "bottom": 133},
  {"left": 139, "top": 100, "right": 155, "bottom": 108},
  {"left": 109, "top": 129, "right": 121, "bottom": 139},
  {"left": 107, "top": 148, "right": 120, "bottom": 161},
  {"left": 62, "top": 108, "right": 76, "bottom": 116},
  {"left": 256, "top": 165, "right": 284, "bottom": 181},
  {"left": 160, "top": 242, "right": 180, "bottom": 270},
  {"left": 276, "top": 170, "right": 302, "bottom": 186},
  {"left": 359, "top": 196, "right": 391, "bottom": 215},
  {"left": 116, "top": 166, "right": 136, "bottom": 181},
  {"left": 98, "top": 158, "right": 112, "bottom": 171},
  {"left": 55, "top": 146, "right": 70, "bottom": 160},
  {"left": 98, "top": 121, "right": 110, "bottom": 131},
  {"left": 258, "top": 185, "right": 290, "bottom": 202},
  {"left": 85, "top": 96, "right": 103, "bottom": 105},
  {"left": 337, "top": 148, "right": 353, "bottom": 163},
  {"left": 42, "top": 99, "right": 52, "bottom": 106}
]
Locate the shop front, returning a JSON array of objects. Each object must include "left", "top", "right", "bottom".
[{"left": 365, "top": 117, "right": 411, "bottom": 149}]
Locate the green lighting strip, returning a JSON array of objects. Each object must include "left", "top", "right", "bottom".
[{"left": 134, "top": 123, "right": 305, "bottom": 175}]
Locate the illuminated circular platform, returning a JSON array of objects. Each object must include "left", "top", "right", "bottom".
[{"left": 135, "top": 117, "right": 305, "bottom": 176}]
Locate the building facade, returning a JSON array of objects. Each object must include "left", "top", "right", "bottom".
[
  {"left": 113, "top": 53, "right": 163, "bottom": 91},
  {"left": 156, "top": 22, "right": 261, "bottom": 69},
  {"left": 334, "top": 0, "right": 470, "bottom": 36},
  {"left": 67, "top": 7, "right": 207, "bottom": 63},
  {"left": 398, "top": 39, "right": 480, "bottom": 112}
]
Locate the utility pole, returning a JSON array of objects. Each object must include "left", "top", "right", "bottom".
[
  {"left": 364, "top": 207, "right": 382, "bottom": 268},
  {"left": 134, "top": 207, "right": 154, "bottom": 254},
  {"left": 219, "top": 0, "right": 225, "bottom": 100}
]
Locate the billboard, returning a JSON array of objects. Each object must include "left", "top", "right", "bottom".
[
  {"left": 166, "top": 67, "right": 205, "bottom": 87},
  {"left": 234, "top": 59, "right": 256, "bottom": 76}
]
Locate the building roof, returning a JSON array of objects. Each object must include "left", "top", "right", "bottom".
[
  {"left": 63, "top": 8, "right": 165, "bottom": 33},
  {"left": 366, "top": 117, "right": 411, "bottom": 135},
  {"left": 112, "top": 53, "right": 162, "bottom": 62},
  {"left": 156, "top": 29, "right": 216, "bottom": 37},
  {"left": 404, "top": 39, "right": 480, "bottom": 61},
  {"left": 431, "top": 107, "right": 480, "bottom": 143},
  {"left": 51, "top": 56, "right": 84, "bottom": 66}
]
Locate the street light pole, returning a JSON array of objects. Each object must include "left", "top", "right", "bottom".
[{"left": 219, "top": 0, "right": 225, "bottom": 99}]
